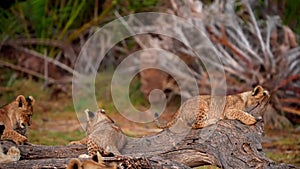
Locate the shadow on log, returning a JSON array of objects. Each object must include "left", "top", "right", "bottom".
[{"left": 0, "top": 103, "right": 297, "bottom": 169}]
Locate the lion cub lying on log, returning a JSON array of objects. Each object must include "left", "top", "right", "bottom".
[
  {"left": 70, "top": 109, "right": 127, "bottom": 156},
  {"left": 155, "top": 85, "right": 270, "bottom": 129},
  {"left": 0, "top": 95, "right": 35, "bottom": 144}
]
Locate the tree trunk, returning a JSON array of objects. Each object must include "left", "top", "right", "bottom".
[{"left": 0, "top": 104, "right": 296, "bottom": 168}]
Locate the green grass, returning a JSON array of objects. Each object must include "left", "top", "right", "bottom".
[
  {"left": 0, "top": 78, "right": 51, "bottom": 104},
  {"left": 0, "top": 71, "right": 150, "bottom": 145},
  {"left": 263, "top": 129, "right": 300, "bottom": 166},
  {"left": 129, "top": 75, "right": 150, "bottom": 108},
  {"left": 95, "top": 71, "right": 149, "bottom": 112},
  {"left": 266, "top": 152, "right": 300, "bottom": 165},
  {"left": 28, "top": 130, "right": 85, "bottom": 145}
]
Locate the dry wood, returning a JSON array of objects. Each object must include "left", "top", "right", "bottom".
[
  {"left": 7, "top": 39, "right": 77, "bottom": 66},
  {"left": 0, "top": 102, "right": 296, "bottom": 169},
  {"left": 134, "top": 0, "right": 300, "bottom": 119},
  {"left": 5, "top": 42, "right": 80, "bottom": 78},
  {"left": 0, "top": 156, "right": 192, "bottom": 169},
  {"left": 0, "top": 59, "right": 73, "bottom": 86},
  {"left": 0, "top": 60, "right": 57, "bottom": 83}
]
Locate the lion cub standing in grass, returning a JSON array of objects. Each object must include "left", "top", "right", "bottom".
[
  {"left": 70, "top": 109, "right": 127, "bottom": 157},
  {"left": 0, "top": 95, "right": 35, "bottom": 144},
  {"left": 155, "top": 85, "right": 270, "bottom": 130}
]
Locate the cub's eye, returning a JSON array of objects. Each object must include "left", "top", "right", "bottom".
[
  {"left": 27, "top": 115, "right": 31, "bottom": 118},
  {"left": 263, "top": 91, "right": 269, "bottom": 97}
]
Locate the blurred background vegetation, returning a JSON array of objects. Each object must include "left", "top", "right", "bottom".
[{"left": 0, "top": 0, "right": 299, "bottom": 167}]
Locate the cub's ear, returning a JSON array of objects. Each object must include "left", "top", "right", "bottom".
[
  {"left": 252, "top": 85, "right": 264, "bottom": 97},
  {"left": 0, "top": 125, "right": 5, "bottom": 136},
  {"left": 66, "top": 158, "right": 81, "bottom": 169},
  {"left": 91, "top": 152, "right": 102, "bottom": 163},
  {"left": 94, "top": 151, "right": 103, "bottom": 164},
  {"left": 85, "top": 109, "right": 95, "bottom": 120},
  {"left": 26, "top": 96, "right": 35, "bottom": 106},
  {"left": 16, "top": 95, "right": 26, "bottom": 109}
]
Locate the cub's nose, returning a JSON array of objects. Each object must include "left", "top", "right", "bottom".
[{"left": 20, "top": 123, "right": 25, "bottom": 128}]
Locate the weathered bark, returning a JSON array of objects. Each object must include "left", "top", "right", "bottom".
[
  {"left": 0, "top": 104, "right": 297, "bottom": 168},
  {"left": 0, "top": 142, "right": 87, "bottom": 160},
  {"left": 0, "top": 156, "right": 193, "bottom": 169}
]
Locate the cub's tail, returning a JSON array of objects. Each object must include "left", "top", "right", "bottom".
[{"left": 154, "top": 112, "right": 178, "bottom": 129}]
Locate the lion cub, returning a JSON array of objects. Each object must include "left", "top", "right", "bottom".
[
  {"left": 70, "top": 109, "right": 127, "bottom": 156},
  {"left": 155, "top": 85, "right": 270, "bottom": 130},
  {"left": 0, "top": 95, "right": 35, "bottom": 144},
  {"left": 0, "top": 146, "right": 20, "bottom": 163}
]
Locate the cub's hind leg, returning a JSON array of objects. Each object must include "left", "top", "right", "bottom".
[
  {"left": 87, "top": 138, "right": 113, "bottom": 157},
  {"left": 191, "top": 100, "right": 218, "bottom": 129},
  {"left": 192, "top": 109, "right": 218, "bottom": 129},
  {"left": 69, "top": 137, "right": 88, "bottom": 145},
  {"left": 192, "top": 116, "right": 218, "bottom": 129},
  {"left": 192, "top": 111, "right": 207, "bottom": 129},
  {"left": 87, "top": 138, "right": 100, "bottom": 156},
  {"left": 224, "top": 109, "right": 256, "bottom": 125}
]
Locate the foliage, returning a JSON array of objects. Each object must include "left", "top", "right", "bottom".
[
  {"left": 0, "top": 0, "right": 160, "bottom": 41},
  {"left": 283, "top": 0, "right": 300, "bottom": 35},
  {"left": 251, "top": 0, "right": 300, "bottom": 35},
  {"left": 1, "top": 0, "right": 88, "bottom": 39},
  {"left": 125, "top": 0, "right": 159, "bottom": 12},
  {"left": 0, "top": 0, "right": 113, "bottom": 57}
]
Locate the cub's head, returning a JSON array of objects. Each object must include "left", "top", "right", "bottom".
[
  {"left": 85, "top": 109, "right": 114, "bottom": 133},
  {"left": 7, "top": 146, "right": 21, "bottom": 161},
  {"left": 15, "top": 95, "right": 35, "bottom": 129},
  {"left": 243, "top": 85, "right": 270, "bottom": 108}
]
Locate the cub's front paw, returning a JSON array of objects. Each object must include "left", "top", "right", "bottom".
[
  {"left": 69, "top": 141, "right": 82, "bottom": 145},
  {"left": 14, "top": 136, "right": 28, "bottom": 145},
  {"left": 243, "top": 115, "right": 256, "bottom": 125},
  {"left": 78, "top": 154, "right": 90, "bottom": 158}
]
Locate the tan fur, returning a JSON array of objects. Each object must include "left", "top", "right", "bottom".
[
  {"left": 66, "top": 152, "right": 117, "bottom": 169},
  {"left": 0, "top": 95, "right": 35, "bottom": 144},
  {"left": 155, "top": 85, "right": 270, "bottom": 129},
  {"left": 69, "top": 109, "right": 127, "bottom": 156},
  {"left": 0, "top": 146, "right": 20, "bottom": 163}
]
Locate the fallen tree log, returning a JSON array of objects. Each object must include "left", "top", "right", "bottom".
[
  {"left": 0, "top": 142, "right": 87, "bottom": 160},
  {"left": 0, "top": 103, "right": 297, "bottom": 169},
  {"left": 0, "top": 156, "right": 193, "bottom": 169}
]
